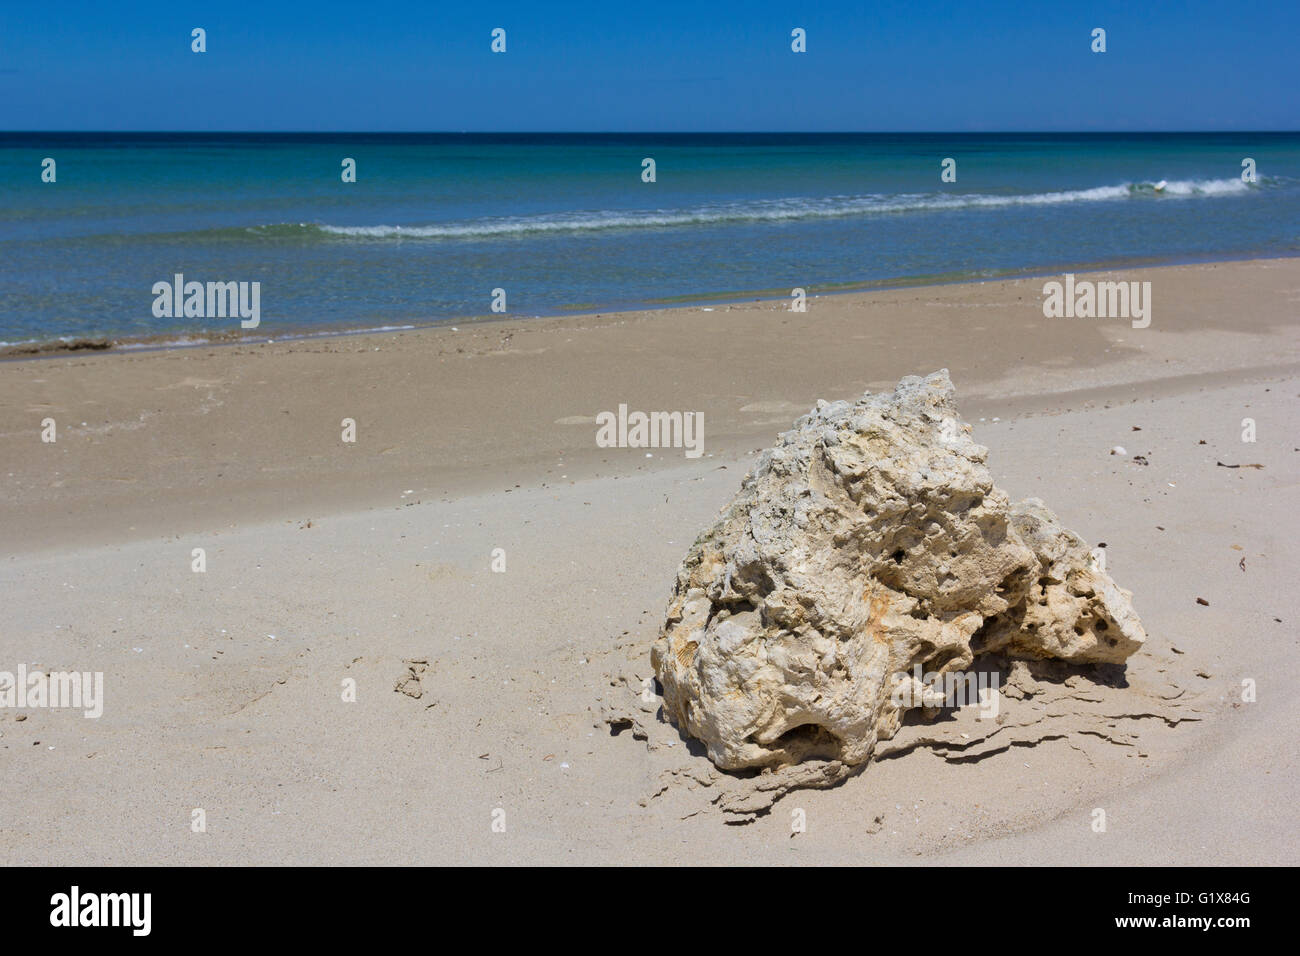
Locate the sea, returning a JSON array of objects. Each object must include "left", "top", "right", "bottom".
[{"left": 2, "top": 132, "right": 1297, "bottom": 348}]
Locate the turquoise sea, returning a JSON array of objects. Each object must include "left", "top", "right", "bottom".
[{"left": 1, "top": 132, "right": 1297, "bottom": 346}]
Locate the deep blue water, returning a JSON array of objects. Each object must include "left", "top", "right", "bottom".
[{"left": 1, "top": 132, "right": 1297, "bottom": 345}]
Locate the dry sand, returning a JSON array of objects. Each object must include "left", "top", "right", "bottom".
[{"left": 1, "top": 258, "right": 1297, "bottom": 864}]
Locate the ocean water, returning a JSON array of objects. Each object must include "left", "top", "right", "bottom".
[{"left": 1, "top": 132, "right": 1298, "bottom": 346}]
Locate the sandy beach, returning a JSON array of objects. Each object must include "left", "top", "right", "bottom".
[{"left": 1, "top": 257, "right": 1297, "bottom": 865}]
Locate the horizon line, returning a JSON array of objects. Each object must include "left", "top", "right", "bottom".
[{"left": 5, "top": 129, "right": 1299, "bottom": 135}]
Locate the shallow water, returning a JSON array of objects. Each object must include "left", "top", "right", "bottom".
[{"left": 2, "top": 132, "right": 1297, "bottom": 345}]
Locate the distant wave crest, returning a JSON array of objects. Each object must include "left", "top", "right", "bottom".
[{"left": 251, "top": 177, "right": 1255, "bottom": 241}]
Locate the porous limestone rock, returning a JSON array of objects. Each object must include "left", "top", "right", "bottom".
[{"left": 650, "top": 370, "right": 1145, "bottom": 772}]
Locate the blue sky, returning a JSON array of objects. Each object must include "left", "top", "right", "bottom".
[{"left": 1, "top": 1, "right": 1296, "bottom": 131}]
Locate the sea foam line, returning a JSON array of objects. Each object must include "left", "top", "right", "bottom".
[{"left": 302, "top": 178, "right": 1253, "bottom": 240}]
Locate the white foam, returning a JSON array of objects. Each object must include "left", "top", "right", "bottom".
[
  {"left": 1155, "top": 177, "right": 1250, "bottom": 196},
  {"left": 310, "top": 178, "right": 1252, "bottom": 240}
]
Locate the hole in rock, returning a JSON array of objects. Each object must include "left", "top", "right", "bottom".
[{"left": 762, "top": 722, "right": 842, "bottom": 757}]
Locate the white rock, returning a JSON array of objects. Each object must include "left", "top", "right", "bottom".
[{"left": 651, "top": 370, "right": 1146, "bottom": 772}]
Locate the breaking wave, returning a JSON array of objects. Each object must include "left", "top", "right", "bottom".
[{"left": 288, "top": 178, "right": 1255, "bottom": 240}]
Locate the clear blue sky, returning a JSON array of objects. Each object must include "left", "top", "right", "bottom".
[{"left": 1, "top": 0, "right": 1295, "bottom": 131}]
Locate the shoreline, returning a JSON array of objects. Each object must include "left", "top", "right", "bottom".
[
  {"left": 5, "top": 250, "right": 1296, "bottom": 360},
  {"left": 2, "top": 256, "right": 1297, "bottom": 556}
]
